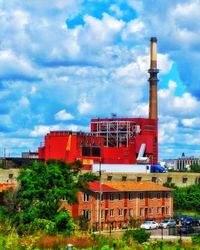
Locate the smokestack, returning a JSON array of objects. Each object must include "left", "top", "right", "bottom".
[{"left": 148, "top": 37, "right": 159, "bottom": 119}]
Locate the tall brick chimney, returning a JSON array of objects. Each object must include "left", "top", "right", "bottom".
[{"left": 148, "top": 37, "right": 159, "bottom": 119}]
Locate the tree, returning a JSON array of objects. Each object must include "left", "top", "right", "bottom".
[
  {"left": 190, "top": 164, "right": 200, "bottom": 173},
  {"left": 173, "top": 184, "right": 200, "bottom": 212},
  {"left": 5, "top": 160, "right": 97, "bottom": 232}
]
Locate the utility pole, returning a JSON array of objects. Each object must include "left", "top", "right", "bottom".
[{"left": 98, "top": 159, "right": 102, "bottom": 235}]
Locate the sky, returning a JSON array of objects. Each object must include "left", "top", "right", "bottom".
[{"left": 0, "top": 0, "right": 200, "bottom": 160}]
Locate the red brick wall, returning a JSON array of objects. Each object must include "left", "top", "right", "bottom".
[{"left": 63, "top": 190, "right": 173, "bottom": 226}]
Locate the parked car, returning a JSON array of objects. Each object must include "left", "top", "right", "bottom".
[
  {"left": 181, "top": 217, "right": 199, "bottom": 226},
  {"left": 177, "top": 225, "right": 195, "bottom": 235},
  {"left": 173, "top": 214, "right": 189, "bottom": 224},
  {"left": 140, "top": 221, "right": 159, "bottom": 230},
  {"left": 159, "top": 219, "right": 176, "bottom": 228}
]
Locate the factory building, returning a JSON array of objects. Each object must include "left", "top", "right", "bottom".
[{"left": 38, "top": 38, "right": 159, "bottom": 169}]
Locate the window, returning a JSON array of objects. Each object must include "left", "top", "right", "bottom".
[
  {"left": 137, "top": 176, "right": 142, "bottom": 182},
  {"left": 149, "top": 207, "right": 153, "bottom": 214},
  {"left": 83, "top": 210, "right": 90, "bottom": 219},
  {"left": 149, "top": 192, "right": 153, "bottom": 199},
  {"left": 110, "top": 209, "right": 114, "bottom": 217},
  {"left": 101, "top": 210, "right": 104, "bottom": 219},
  {"left": 139, "top": 192, "right": 144, "bottom": 199},
  {"left": 122, "top": 176, "right": 127, "bottom": 181},
  {"left": 119, "top": 209, "right": 123, "bottom": 216},
  {"left": 129, "top": 208, "right": 133, "bottom": 216},
  {"left": 118, "top": 193, "right": 122, "bottom": 200},
  {"left": 152, "top": 177, "right": 157, "bottom": 183},
  {"left": 166, "top": 207, "right": 170, "bottom": 215},
  {"left": 83, "top": 193, "right": 89, "bottom": 202},
  {"left": 166, "top": 192, "right": 170, "bottom": 199},
  {"left": 9, "top": 174, "right": 13, "bottom": 179},
  {"left": 157, "top": 192, "right": 161, "bottom": 199},
  {"left": 107, "top": 175, "right": 112, "bottom": 181},
  {"left": 92, "top": 147, "right": 100, "bottom": 156},
  {"left": 183, "top": 177, "right": 188, "bottom": 184},
  {"left": 82, "top": 146, "right": 101, "bottom": 156},
  {"left": 109, "top": 193, "right": 114, "bottom": 201},
  {"left": 128, "top": 193, "right": 133, "bottom": 200},
  {"left": 167, "top": 177, "right": 172, "bottom": 183},
  {"left": 82, "top": 147, "right": 90, "bottom": 156},
  {"left": 140, "top": 208, "right": 144, "bottom": 216},
  {"left": 157, "top": 207, "right": 161, "bottom": 214}
]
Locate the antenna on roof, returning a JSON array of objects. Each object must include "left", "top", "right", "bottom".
[{"left": 111, "top": 113, "right": 117, "bottom": 118}]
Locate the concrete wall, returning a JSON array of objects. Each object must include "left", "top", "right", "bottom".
[
  {"left": 0, "top": 169, "right": 19, "bottom": 183},
  {"left": 100, "top": 172, "right": 200, "bottom": 187}
]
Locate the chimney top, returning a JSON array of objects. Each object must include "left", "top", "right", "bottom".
[{"left": 151, "top": 37, "right": 157, "bottom": 42}]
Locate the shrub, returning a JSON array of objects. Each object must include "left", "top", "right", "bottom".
[
  {"left": 75, "top": 215, "right": 90, "bottom": 231},
  {"left": 192, "top": 234, "right": 200, "bottom": 244},
  {"left": 30, "top": 218, "right": 56, "bottom": 235},
  {"left": 55, "top": 210, "right": 74, "bottom": 235},
  {"left": 123, "top": 229, "right": 150, "bottom": 244}
]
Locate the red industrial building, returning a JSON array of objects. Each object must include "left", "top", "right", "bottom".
[{"left": 38, "top": 38, "right": 159, "bottom": 169}]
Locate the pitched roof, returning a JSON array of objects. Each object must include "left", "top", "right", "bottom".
[
  {"left": 87, "top": 181, "right": 172, "bottom": 192},
  {"left": 0, "top": 183, "right": 16, "bottom": 192},
  {"left": 88, "top": 182, "right": 117, "bottom": 192}
]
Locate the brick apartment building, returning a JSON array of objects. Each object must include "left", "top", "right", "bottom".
[{"left": 61, "top": 181, "right": 173, "bottom": 231}]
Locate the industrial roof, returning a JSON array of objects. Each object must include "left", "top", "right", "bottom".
[{"left": 87, "top": 181, "right": 172, "bottom": 192}]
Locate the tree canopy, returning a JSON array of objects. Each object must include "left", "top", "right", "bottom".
[
  {"left": 3, "top": 160, "right": 98, "bottom": 233},
  {"left": 173, "top": 184, "right": 200, "bottom": 212}
]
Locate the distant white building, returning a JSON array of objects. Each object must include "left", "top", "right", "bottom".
[
  {"left": 174, "top": 157, "right": 200, "bottom": 171},
  {"left": 21, "top": 151, "right": 38, "bottom": 159}
]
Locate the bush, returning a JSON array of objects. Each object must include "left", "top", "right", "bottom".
[
  {"left": 30, "top": 218, "right": 56, "bottom": 235},
  {"left": 55, "top": 210, "right": 74, "bottom": 235},
  {"left": 75, "top": 216, "right": 90, "bottom": 231},
  {"left": 192, "top": 234, "right": 200, "bottom": 244},
  {"left": 123, "top": 229, "right": 151, "bottom": 244}
]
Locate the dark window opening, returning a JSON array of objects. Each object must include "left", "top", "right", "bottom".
[
  {"left": 82, "top": 147, "right": 90, "bottom": 156},
  {"left": 92, "top": 147, "right": 100, "bottom": 156}
]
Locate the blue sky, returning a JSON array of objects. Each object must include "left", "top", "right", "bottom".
[{"left": 1, "top": 0, "right": 200, "bottom": 160}]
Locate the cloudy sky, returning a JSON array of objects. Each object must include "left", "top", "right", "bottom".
[{"left": 1, "top": 0, "right": 200, "bottom": 160}]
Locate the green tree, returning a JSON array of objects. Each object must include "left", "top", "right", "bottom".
[
  {"left": 173, "top": 184, "right": 200, "bottom": 212},
  {"left": 190, "top": 164, "right": 200, "bottom": 173},
  {"left": 5, "top": 160, "right": 97, "bottom": 233}
]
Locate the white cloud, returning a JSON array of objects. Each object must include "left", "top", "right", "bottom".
[
  {"left": 78, "top": 94, "right": 93, "bottom": 115},
  {"left": 122, "top": 19, "right": 146, "bottom": 41},
  {"left": 158, "top": 80, "right": 200, "bottom": 117},
  {"left": 181, "top": 118, "right": 200, "bottom": 128},
  {"left": 18, "top": 96, "right": 30, "bottom": 107},
  {"left": 30, "top": 125, "right": 60, "bottom": 137},
  {"left": 54, "top": 109, "right": 74, "bottom": 121}
]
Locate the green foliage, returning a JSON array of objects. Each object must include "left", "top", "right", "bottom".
[
  {"left": 190, "top": 164, "right": 200, "bottom": 173},
  {"left": 75, "top": 215, "right": 90, "bottom": 231},
  {"left": 2, "top": 160, "right": 97, "bottom": 235},
  {"left": 192, "top": 234, "right": 200, "bottom": 244},
  {"left": 173, "top": 184, "right": 200, "bottom": 212},
  {"left": 163, "top": 182, "right": 178, "bottom": 189},
  {"left": 55, "top": 210, "right": 74, "bottom": 235},
  {"left": 123, "top": 229, "right": 151, "bottom": 244},
  {"left": 30, "top": 218, "right": 56, "bottom": 235}
]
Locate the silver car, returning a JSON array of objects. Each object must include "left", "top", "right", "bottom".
[
  {"left": 140, "top": 221, "right": 159, "bottom": 230},
  {"left": 159, "top": 219, "right": 176, "bottom": 228}
]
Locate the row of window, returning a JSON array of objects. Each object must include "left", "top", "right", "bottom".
[
  {"left": 83, "top": 192, "right": 171, "bottom": 202},
  {"left": 82, "top": 207, "right": 171, "bottom": 219},
  {"left": 107, "top": 176, "right": 197, "bottom": 184}
]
